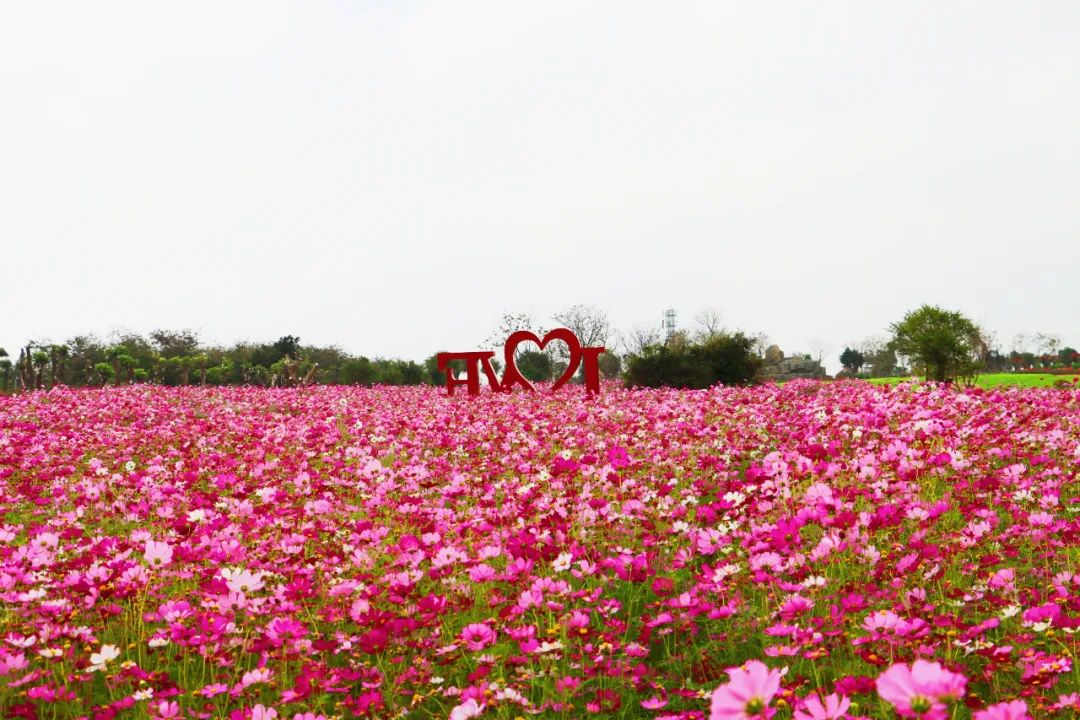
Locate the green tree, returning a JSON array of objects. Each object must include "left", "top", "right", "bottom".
[
  {"left": 0, "top": 348, "right": 11, "bottom": 393},
  {"left": 374, "top": 361, "right": 404, "bottom": 386},
  {"left": 105, "top": 346, "right": 137, "bottom": 385},
  {"left": 341, "top": 358, "right": 376, "bottom": 386},
  {"left": 251, "top": 335, "right": 301, "bottom": 368},
  {"left": 516, "top": 350, "right": 552, "bottom": 382},
  {"left": 624, "top": 332, "right": 761, "bottom": 389},
  {"left": 150, "top": 329, "right": 200, "bottom": 358},
  {"left": 48, "top": 344, "right": 70, "bottom": 387},
  {"left": 93, "top": 362, "right": 115, "bottom": 386},
  {"left": 425, "top": 354, "right": 467, "bottom": 386},
  {"left": 31, "top": 350, "right": 50, "bottom": 389},
  {"left": 597, "top": 351, "right": 622, "bottom": 379},
  {"left": 839, "top": 347, "right": 865, "bottom": 374},
  {"left": 888, "top": 305, "right": 987, "bottom": 383}
]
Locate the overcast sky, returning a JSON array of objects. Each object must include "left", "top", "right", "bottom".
[{"left": 3, "top": 1, "right": 1078, "bottom": 372}]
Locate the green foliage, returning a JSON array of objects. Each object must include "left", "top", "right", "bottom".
[
  {"left": 341, "top": 358, "right": 376, "bottom": 386},
  {"left": 888, "top": 305, "right": 987, "bottom": 383},
  {"left": 624, "top": 332, "right": 762, "bottom": 389},
  {"left": 251, "top": 335, "right": 302, "bottom": 368},
  {"left": 204, "top": 365, "right": 228, "bottom": 385},
  {"left": 839, "top": 347, "right": 865, "bottom": 373},
  {"left": 598, "top": 351, "right": 622, "bottom": 379},
  {"left": 516, "top": 350, "right": 552, "bottom": 382},
  {"left": 150, "top": 329, "right": 200, "bottom": 358},
  {"left": 425, "top": 354, "right": 467, "bottom": 386},
  {"left": 868, "top": 373, "right": 1080, "bottom": 389},
  {"left": 92, "top": 362, "right": 114, "bottom": 385}
]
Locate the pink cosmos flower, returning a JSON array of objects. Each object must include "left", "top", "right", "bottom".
[
  {"left": 143, "top": 540, "right": 173, "bottom": 568},
  {"left": 222, "top": 567, "right": 264, "bottom": 593},
  {"left": 710, "top": 660, "right": 785, "bottom": 720},
  {"left": 156, "top": 700, "right": 180, "bottom": 719},
  {"left": 875, "top": 661, "right": 967, "bottom": 720},
  {"left": 794, "top": 693, "right": 850, "bottom": 720},
  {"left": 974, "top": 701, "right": 1029, "bottom": 720},
  {"left": 251, "top": 706, "right": 278, "bottom": 720},
  {"left": 449, "top": 698, "right": 484, "bottom": 719},
  {"left": 265, "top": 617, "right": 307, "bottom": 646},
  {"left": 460, "top": 623, "right": 496, "bottom": 651}
]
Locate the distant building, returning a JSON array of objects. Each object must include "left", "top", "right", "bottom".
[{"left": 761, "top": 349, "right": 827, "bottom": 382}]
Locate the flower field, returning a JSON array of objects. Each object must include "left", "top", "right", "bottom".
[{"left": 0, "top": 382, "right": 1078, "bottom": 720}]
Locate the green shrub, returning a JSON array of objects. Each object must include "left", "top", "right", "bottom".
[{"left": 624, "top": 332, "right": 761, "bottom": 389}]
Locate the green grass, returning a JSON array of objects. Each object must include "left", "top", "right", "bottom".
[{"left": 866, "top": 372, "right": 1079, "bottom": 388}]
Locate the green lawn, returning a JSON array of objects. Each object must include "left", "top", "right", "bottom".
[{"left": 866, "top": 373, "right": 1079, "bottom": 388}]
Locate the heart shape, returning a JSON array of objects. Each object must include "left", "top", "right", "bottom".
[{"left": 501, "top": 328, "right": 582, "bottom": 392}]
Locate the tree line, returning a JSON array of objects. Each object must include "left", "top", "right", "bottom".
[
  {"left": 2, "top": 304, "right": 1074, "bottom": 393},
  {"left": 0, "top": 331, "right": 442, "bottom": 392},
  {"left": 838, "top": 307, "right": 1078, "bottom": 383}
]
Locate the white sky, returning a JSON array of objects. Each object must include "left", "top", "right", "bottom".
[{"left": 3, "top": 1, "right": 1078, "bottom": 372}]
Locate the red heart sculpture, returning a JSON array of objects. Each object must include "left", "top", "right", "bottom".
[{"left": 501, "top": 328, "right": 582, "bottom": 392}]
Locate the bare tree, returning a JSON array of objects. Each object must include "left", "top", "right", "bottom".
[
  {"left": 485, "top": 312, "right": 536, "bottom": 354},
  {"left": 1034, "top": 332, "right": 1061, "bottom": 356},
  {"left": 858, "top": 335, "right": 898, "bottom": 377},
  {"left": 621, "top": 324, "right": 662, "bottom": 355},
  {"left": 748, "top": 332, "right": 771, "bottom": 359},
  {"left": 550, "top": 305, "right": 613, "bottom": 349},
  {"left": 693, "top": 308, "right": 725, "bottom": 341},
  {"left": 808, "top": 338, "right": 831, "bottom": 367}
]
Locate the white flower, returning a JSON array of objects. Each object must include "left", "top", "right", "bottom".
[
  {"left": 553, "top": 553, "right": 573, "bottom": 572},
  {"left": 1001, "top": 605, "right": 1021, "bottom": 619},
  {"left": 723, "top": 491, "right": 746, "bottom": 506},
  {"left": 125, "top": 461, "right": 136, "bottom": 472},
  {"left": 133, "top": 688, "right": 154, "bottom": 700},
  {"left": 148, "top": 637, "right": 169, "bottom": 648},
  {"left": 187, "top": 509, "right": 206, "bottom": 523},
  {"left": 88, "top": 644, "right": 120, "bottom": 672}
]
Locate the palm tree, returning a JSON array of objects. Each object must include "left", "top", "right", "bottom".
[
  {"left": 195, "top": 353, "right": 209, "bottom": 385},
  {"left": 119, "top": 354, "right": 137, "bottom": 384},
  {"left": 48, "top": 344, "right": 69, "bottom": 388},
  {"left": 93, "top": 362, "right": 115, "bottom": 386},
  {"left": 31, "top": 351, "right": 50, "bottom": 390},
  {"left": 105, "top": 346, "right": 136, "bottom": 385},
  {"left": 0, "top": 357, "right": 11, "bottom": 393}
]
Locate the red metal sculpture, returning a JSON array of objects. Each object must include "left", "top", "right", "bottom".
[{"left": 438, "top": 328, "right": 604, "bottom": 396}]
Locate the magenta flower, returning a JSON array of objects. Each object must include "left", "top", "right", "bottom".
[
  {"left": 460, "top": 623, "right": 497, "bottom": 651},
  {"left": 449, "top": 698, "right": 484, "bottom": 719},
  {"left": 710, "top": 660, "right": 785, "bottom": 720},
  {"left": 793, "top": 693, "right": 851, "bottom": 720},
  {"left": 974, "top": 701, "right": 1029, "bottom": 720},
  {"left": 251, "top": 706, "right": 278, "bottom": 720},
  {"left": 155, "top": 700, "right": 180, "bottom": 719},
  {"left": 143, "top": 539, "right": 173, "bottom": 568},
  {"left": 876, "top": 661, "right": 967, "bottom": 720}
]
